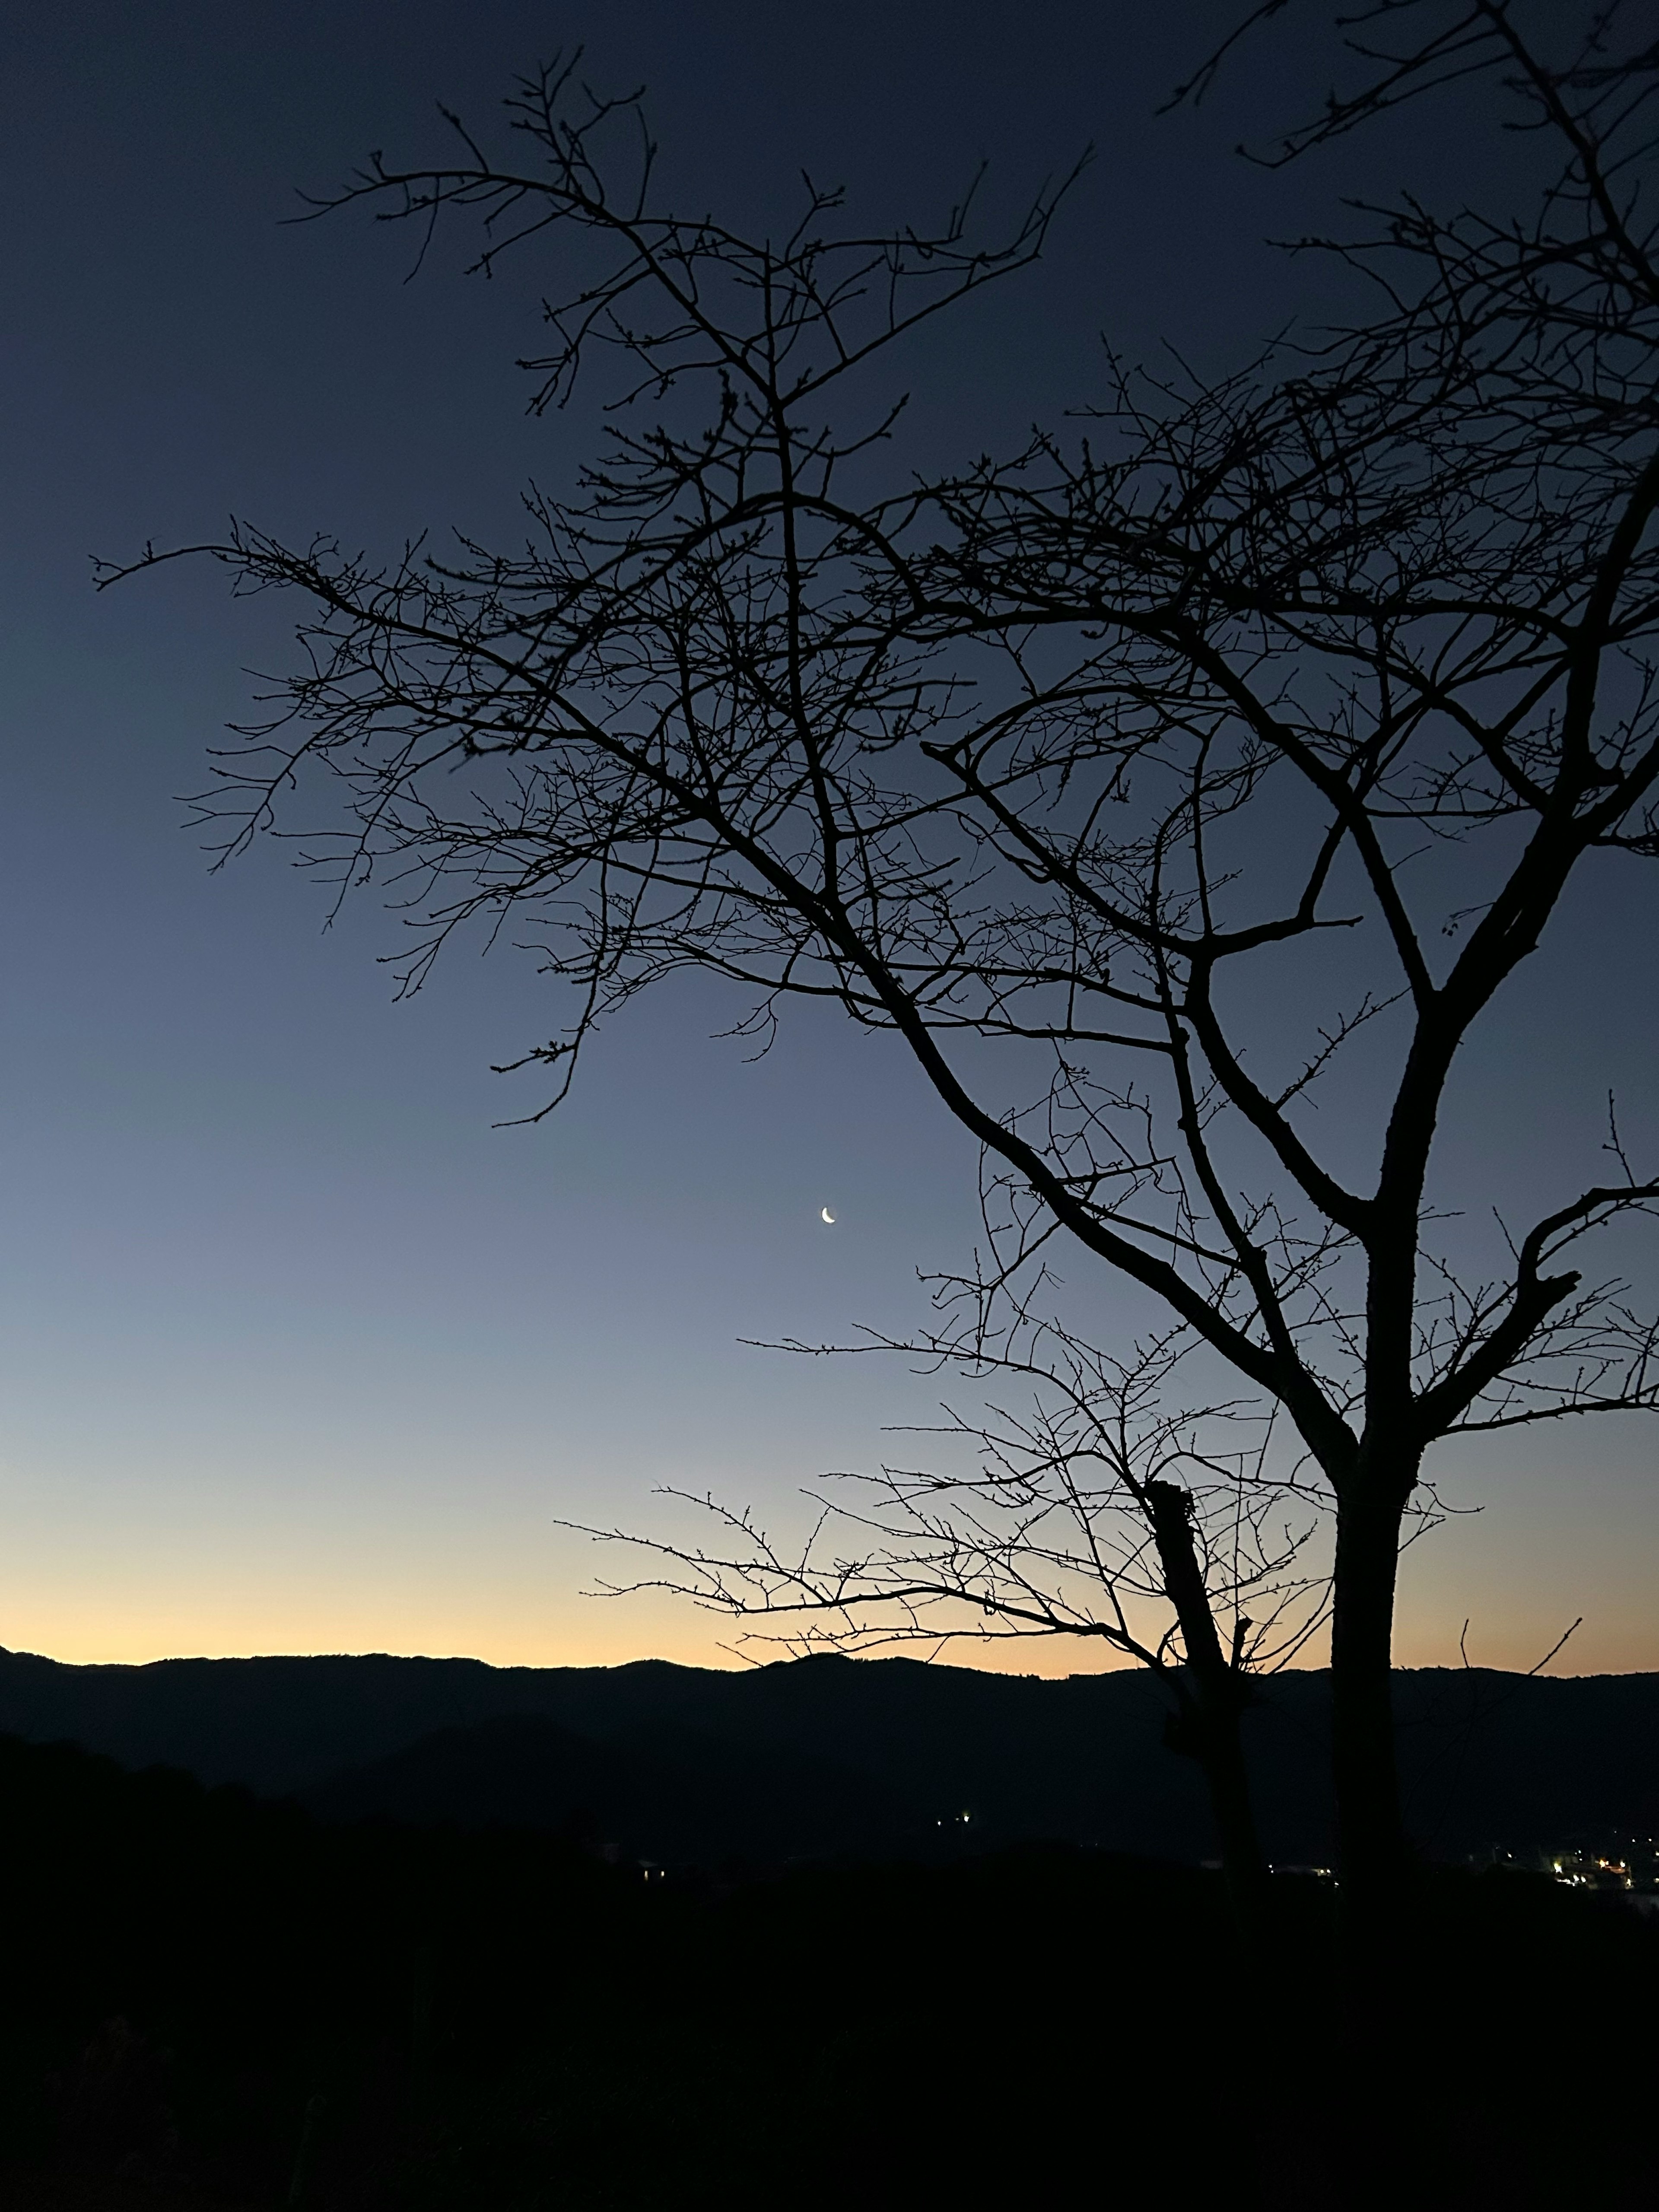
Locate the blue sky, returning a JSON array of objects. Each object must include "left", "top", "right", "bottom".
[{"left": 1, "top": 0, "right": 1654, "bottom": 1673}]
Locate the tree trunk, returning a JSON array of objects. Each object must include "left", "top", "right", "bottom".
[
  {"left": 1328, "top": 1470, "right": 1417, "bottom": 2182},
  {"left": 1330, "top": 1475, "right": 1411, "bottom": 1922},
  {"left": 1190, "top": 1685, "right": 1263, "bottom": 1911},
  {"left": 1143, "top": 1481, "right": 1263, "bottom": 1929}
]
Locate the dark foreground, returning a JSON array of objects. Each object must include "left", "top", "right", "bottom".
[{"left": 1, "top": 1735, "right": 1654, "bottom": 2210}]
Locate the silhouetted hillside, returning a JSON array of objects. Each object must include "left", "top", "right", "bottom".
[
  {"left": 302, "top": 1710, "right": 916, "bottom": 1866},
  {"left": 0, "top": 1646, "right": 1654, "bottom": 1866}
]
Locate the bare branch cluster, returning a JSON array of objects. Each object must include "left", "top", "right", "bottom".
[{"left": 578, "top": 1312, "right": 1330, "bottom": 1675}]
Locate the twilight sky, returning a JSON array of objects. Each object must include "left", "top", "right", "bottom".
[{"left": 2, "top": 0, "right": 1655, "bottom": 1675}]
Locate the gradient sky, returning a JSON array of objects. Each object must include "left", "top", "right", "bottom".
[{"left": 2, "top": 0, "right": 1655, "bottom": 1676}]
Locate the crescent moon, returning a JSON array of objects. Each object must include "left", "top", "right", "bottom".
[{"left": 820, "top": 1207, "right": 836, "bottom": 1224}]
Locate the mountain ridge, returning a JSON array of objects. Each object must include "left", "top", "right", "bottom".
[{"left": 2, "top": 1645, "right": 1655, "bottom": 1864}]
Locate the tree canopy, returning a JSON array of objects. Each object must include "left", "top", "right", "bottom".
[{"left": 111, "top": 1, "right": 1659, "bottom": 1898}]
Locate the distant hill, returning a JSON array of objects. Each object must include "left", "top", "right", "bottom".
[
  {"left": 301, "top": 1709, "right": 919, "bottom": 1866},
  {"left": 0, "top": 1645, "right": 1655, "bottom": 1866},
  {"left": 0, "top": 1647, "right": 1213, "bottom": 1859}
]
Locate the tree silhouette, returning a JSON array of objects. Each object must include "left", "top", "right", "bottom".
[
  {"left": 578, "top": 1296, "right": 1335, "bottom": 1913},
  {"left": 108, "top": 3, "right": 1659, "bottom": 1920}
]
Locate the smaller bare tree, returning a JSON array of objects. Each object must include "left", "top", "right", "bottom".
[{"left": 574, "top": 1182, "right": 1341, "bottom": 1908}]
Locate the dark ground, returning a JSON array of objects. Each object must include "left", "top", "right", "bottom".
[{"left": 0, "top": 1733, "right": 1655, "bottom": 2210}]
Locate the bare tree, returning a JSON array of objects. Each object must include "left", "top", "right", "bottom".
[
  {"left": 578, "top": 1269, "right": 1336, "bottom": 1910},
  {"left": 107, "top": 4, "right": 1659, "bottom": 1922}
]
